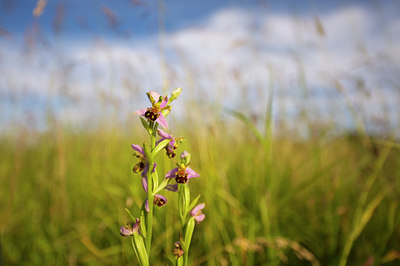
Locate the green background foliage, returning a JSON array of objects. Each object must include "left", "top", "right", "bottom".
[{"left": 1, "top": 114, "right": 399, "bottom": 265}]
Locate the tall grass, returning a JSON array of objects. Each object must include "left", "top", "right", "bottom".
[{"left": 0, "top": 115, "right": 399, "bottom": 265}]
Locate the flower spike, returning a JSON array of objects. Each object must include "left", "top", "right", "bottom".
[{"left": 134, "top": 91, "right": 170, "bottom": 129}]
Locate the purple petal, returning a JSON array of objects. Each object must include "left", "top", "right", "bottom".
[
  {"left": 165, "top": 184, "right": 178, "bottom": 192},
  {"left": 157, "top": 129, "right": 172, "bottom": 139},
  {"left": 120, "top": 218, "right": 140, "bottom": 236},
  {"left": 131, "top": 144, "right": 145, "bottom": 156},
  {"left": 190, "top": 203, "right": 205, "bottom": 217},
  {"left": 156, "top": 114, "right": 168, "bottom": 129},
  {"left": 160, "top": 96, "right": 168, "bottom": 108},
  {"left": 120, "top": 225, "right": 133, "bottom": 236},
  {"left": 142, "top": 163, "right": 157, "bottom": 180},
  {"left": 155, "top": 194, "right": 167, "bottom": 201},
  {"left": 169, "top": 139, "right": 176, "bottom": 147},
  {"left": 131, "top": 218, "right": 140, "bottom": 233},
  {"left": 144, "top": 199, "right": 150, "bottom": 213},
  {"left": 134, "top": 108, "right": 147, "bottom": 116},
  {"left": 142, "top": 176, "right": 148, "bottom": 193},
  {"left": 141, "top": 163, "right": 149, "bottom": 178},
  {"left": 165, "top": 168, "right": 178, "bottom": 179},
  {"left": 186, "top": 167, "right": 200, "bottom": 179}
]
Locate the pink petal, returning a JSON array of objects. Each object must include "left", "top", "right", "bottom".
[
  {"left": 180, "top": 151, "right": 189, "bottom": 159},
  {"left": 186, "top": 167, "right": 200, "bottom": 179},
  {"left": 156, "top": 114, "right": 168, "bottom": 129},
  {"left": 157, "top": 129, "right": 172, "bottom": 139},
  {"left": 165, "top": 167, "right": 178, "bottom": 179},
  {"left": 144, "top": 199, "right": 150, "bottom": 213},
  {"left": 134, "top": 108, "right": 147, "bottom": 116},
  {"left": 191, "top": 203, "right": 205, "bottom": 216},
  {"left": 120, "top": 225, "right": 132, "bottom": 236},
  {"left": 194, "top": 214, "right": 205, "bottom": 223},
  {"left": 132, "top": 218, "right": 140, "bottom": 232},
  {"left": 131, "top": 144, "right": 145, "bottom": 156},
  {"left": 148, "top": 91, "right": 161, "bottom": 102},
  {"left": 142, "top": 176, "right": 148, "bottom": 193}
]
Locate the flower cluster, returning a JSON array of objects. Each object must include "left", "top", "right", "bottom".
[{"left": 119, "top": 89, "right": 205, "bottom": 266}]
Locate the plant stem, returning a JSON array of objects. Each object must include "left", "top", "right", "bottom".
[{"left": 145, "top": 123, "right": 157, "bottom": 261}]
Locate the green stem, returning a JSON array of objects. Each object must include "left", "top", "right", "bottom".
[
  {"left": 178, "top": 185, "right": 185, "bottom": 226},
  {"left": 145, "top": 122, "right": 157, "bottom": 261}
]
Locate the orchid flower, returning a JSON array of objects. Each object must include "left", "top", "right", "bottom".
[
  {"left": 190, "top": 203, "right": 205, "bottom": 224},
  {"left": 165, "top": 151, "right": 199, "bottom": 184},
  {"left": 164, "top": 165, "right": 200, "bottom": 184},
  {"left": 144, "top": 194, "right": 168, "bottom": 212},
  {"left": 134, "top": 91, "right": 170, "bottom": 129},
  {"left": 157, "top": 129, "right": 184, "bottom": 159},
  {"left": 120, "top": 218, "right": 140, "bottom": 236},
  {"left": 131, "top": 144, "right": 154, "bottom": 178}
]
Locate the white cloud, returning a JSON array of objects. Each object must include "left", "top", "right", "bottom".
[{"left": 0, "top": 3, "right": 399, "bottom": 135}]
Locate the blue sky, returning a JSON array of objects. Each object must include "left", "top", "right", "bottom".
[{"left": 0, "top": 0, "right": 399, "bottom": 135}]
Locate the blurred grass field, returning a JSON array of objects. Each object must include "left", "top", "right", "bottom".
[{"left": 0, "top": 111, "right": 399, "bottom": 265}]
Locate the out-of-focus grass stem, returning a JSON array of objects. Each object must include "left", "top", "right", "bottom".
[{"left": 339, "top": 146, "right": 392, "bottom": 266}]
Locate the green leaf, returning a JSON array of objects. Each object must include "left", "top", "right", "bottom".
[
  {"left": 125, "top": 208, "right": 136, "bottom": 221},
  {"left": 151, "top": 139, "right": 171, "bottom": 158},
  {"left": 133, "top": 233, "right": 149, "bottom": 266},
  {"left": 183, "top": 184, "right": 190, "bottom": 214},
  {"left": 153, "top": 178, "right": 170, "bottom": 195},
  {"left": 183, "top": 218, "right": 195, "bottom": 257},
  {"left": 152, "top": 168, "right": 159, "bottom": 190},
  {"left": 130, "top": 237, "right": 141, "bottom": 265},
  {"left": 139, "top": 209, "right": 147, "bottom": 238},
  {"left": 140, "top": 117, "right": 150, "bottom": 133},
  {"left": 176, "top": 256, "right": 183, "bottom": 266},
  {"left": 178, "top": 185, "right": 186, "bottom": 223}
]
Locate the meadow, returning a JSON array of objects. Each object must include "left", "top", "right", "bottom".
[{"left": 0, "top": 108, "right": 399, "bottom": 265}]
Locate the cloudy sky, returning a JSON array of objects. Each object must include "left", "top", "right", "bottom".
[{"left": 0, "top": 0, "right": 399, "bottom": 135}]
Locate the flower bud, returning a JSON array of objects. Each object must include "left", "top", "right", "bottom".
[
  {"left": 180, "top": 151, "right": 191, "bottom": 166},
  {"left": 170, "top": 87, "right": 182, "bottom": 102},
  {"left": 120, "top": 218, "right": 140, "bottom": 236},
  {"left": 173, "top": 241, "right": 184, "bottom": 259}
]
